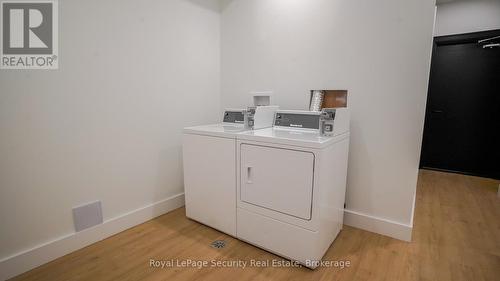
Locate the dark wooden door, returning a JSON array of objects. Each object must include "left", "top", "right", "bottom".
[{"left": 420, "top": 30, "right": 500, "bottom": 179}]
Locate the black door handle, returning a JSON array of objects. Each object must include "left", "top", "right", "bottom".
[{"left": 431, "top": 110, "right": 444, "bottom": 114}]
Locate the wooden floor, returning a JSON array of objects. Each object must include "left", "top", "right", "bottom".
[{"left": 11, "top": 170, "right": 500, "bottom": 281}]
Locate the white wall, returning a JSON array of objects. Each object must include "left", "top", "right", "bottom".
[
  {"left": 0, "top": 1, "right": 437, "bottom": 276},
  {"left": 435, "top": 0, "right": 500, "bottom": 36},
  {"left": 221, "top": 0, "right": 435, "bottom": 238},
  {"left": 0, "top": 0, "right": 220, "bottom": 263}
]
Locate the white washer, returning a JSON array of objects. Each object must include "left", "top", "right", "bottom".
[
  {"left": 183, "top": 106, "right": 278, "bottom": 236},
  {"left": 235, "top": 109, "right": 350, "bottom": 267}
]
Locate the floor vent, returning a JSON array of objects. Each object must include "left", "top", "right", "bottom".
[{"left": 210, "top": 240, "right": 226, "bottom": 249}]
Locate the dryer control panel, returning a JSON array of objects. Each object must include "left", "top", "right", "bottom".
[
  {"left": 273, "top": 109, "right": 349, "bottom": 137},
  {"left": 274, "top": 111, "right": 321, "bottom": 129}
]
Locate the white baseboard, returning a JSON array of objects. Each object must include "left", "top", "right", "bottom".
[
  {"left": 0, "top": 193, "right": 185, "bottom": 281},
  {"left": 343, "top": 209, "right": 413, "bottom": 242}
]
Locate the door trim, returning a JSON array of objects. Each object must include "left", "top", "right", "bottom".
[{"left": 433, "top": 29, "right": 500, "bottom": 46}]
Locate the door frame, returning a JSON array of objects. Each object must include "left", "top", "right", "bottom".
[{"left": 419, "top": 29, "right": 500, "bottom": 179}]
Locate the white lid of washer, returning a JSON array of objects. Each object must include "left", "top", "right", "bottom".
[{"left": 183, "top": 123, "right": 251, "bottom": 138}]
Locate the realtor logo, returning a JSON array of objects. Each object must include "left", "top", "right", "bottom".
[{"left": 1, "top": 0, "right": 58, "bottom": 69}]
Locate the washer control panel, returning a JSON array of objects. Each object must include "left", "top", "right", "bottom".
[{"left": 223, "top": 110, "right": 245, "bottom": 124}]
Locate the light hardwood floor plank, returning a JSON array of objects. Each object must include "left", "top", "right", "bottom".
[{"left": 9, "top": 170, "right": 500, "bottom": 281}]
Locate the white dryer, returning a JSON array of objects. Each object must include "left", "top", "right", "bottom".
[
  {"left": 183, "top": 106, "right": 279, "bottom": 236},
  {"left": 235, "top": 108, "right": 350, "bottom": 267}
]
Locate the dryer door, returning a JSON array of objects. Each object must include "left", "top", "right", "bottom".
[{"left": 240, "top": 144, "right": 314, "bottom": 220}]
